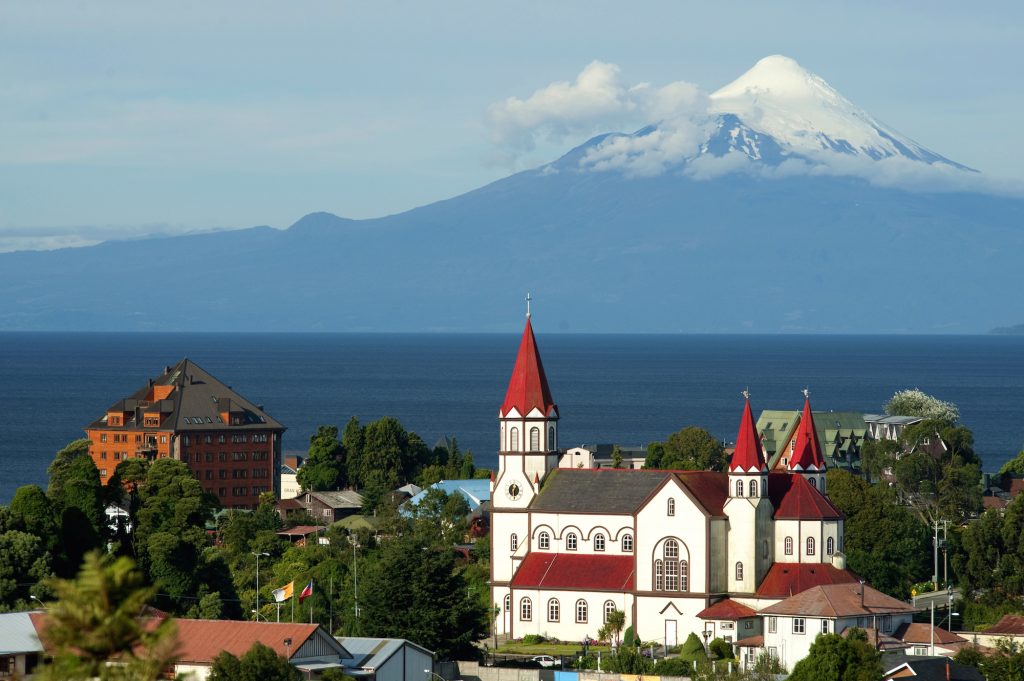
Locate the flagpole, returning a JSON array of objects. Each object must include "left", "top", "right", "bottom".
[
  {"left": 310, "top": 578, "right": 314, "bottom": 625},
  {"left": 291, "top": 590, "right": 295, "bottom": 623}
]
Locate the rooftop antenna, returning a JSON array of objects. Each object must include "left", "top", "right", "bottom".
[{"left": 525, "top": 292, "right": 532, "bottom": 319}]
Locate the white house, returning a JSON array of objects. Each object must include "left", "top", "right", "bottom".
[
  {"left": 0, "top": 611, "right": 44, "bottom": 678},
  {"left": 491, "top": 314, "right": 858, "bottom": 654},
  {"left": 749, "top": 583, "right": 918, "bottom": 671}
]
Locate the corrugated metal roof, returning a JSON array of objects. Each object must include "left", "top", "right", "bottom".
[
  {"left": 0, "top": 611, "right": 44, "bottom": 654},
  {"left": 336, "top": 637, "right": 434, "bottom": 670}
]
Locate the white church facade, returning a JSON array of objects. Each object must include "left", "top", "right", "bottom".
[{"left": 490, "top": 314, "right": 858, "bottom": 650}]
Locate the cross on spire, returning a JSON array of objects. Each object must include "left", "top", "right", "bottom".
[
  {"left": 525, "top": 292, "right": 532, "bottom": 319},
  {"left": 802, "top": 387, "right": 810, "bottom": 399},
  {"left": 742, "top": 388, "right": 750, "bottom": 400}
]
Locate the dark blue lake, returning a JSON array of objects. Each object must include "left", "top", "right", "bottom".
[{"left": 1, "top": 332, "right": 1022, "bottom": 504}]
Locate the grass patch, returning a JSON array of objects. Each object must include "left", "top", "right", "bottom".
[{"left": 496, "top": 642, "right": 612, "bottom": 655}]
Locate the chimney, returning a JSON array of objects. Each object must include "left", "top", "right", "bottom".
[{"left": 164, "top": 365, "right": 171, "bottom": 375}]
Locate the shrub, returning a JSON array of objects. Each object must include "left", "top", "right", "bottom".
[
  {"left": 709, "top": 637, "right": 734, "bottom": 660},
  {"left": 521, "top": 634, "right": 546, "bottom": 645}
]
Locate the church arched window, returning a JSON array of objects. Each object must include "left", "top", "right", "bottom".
[
  {"left": 680, "top": 560, "right": 689, "bottom": 591},
  {"left": 576, "top": 599, "right": 588, "bottom": 623},
  {"left": 667, "top": 498, "right": 675, "bottom": 516},
  {"left": 530, "top": 427, "right": 540, "bottom": 451},
  {"left": 548, "top": 426, "right": 555, "bottom": 450},
  {"left": 665, "top": 539, "right": 679, "bottom": 559},
  {"left": 806, "top": 537, "right": 815, "bottom": 556},
  {"left": 547, "top": 598, "right": 560, "bottom": 622},
  {"left": 594, "top": 533, "right": 606, "bottom": 551},
  {"left": 785, "top": 536, "right": 793, "bottom": 555},
  {"left": 809, "top": 477, "right": 817, "bottom": 489},
  {"left": 504, "top": 594, "right": 510, "bottom": 612},
  {"left": 827, "top": 537, "right": 834, "bottom": 555},
  {"left": 655, "top": 560, "right": 663, "bottom": 590},
  {"left": 749, "top": 479, "right": 758, "bottom": 497},
  {"left": 735, "top": 562, "right": 744, "bottom": 580},
  {"left": 510, "top": 427, "right": 519, "bottom": 451},
  {"left": 510, "top": 533, "right": 518, "bottom": 551},
  {"left": 538, "top": 531, "right": 550, "bottom": 550},
  {"left": 622, "top": 534, "right": 634, "bottom": 552},
  {"left": 604, "top": 600, "right": 616, "bottom": 623},
  {"left": 736, "top": 480, "right": 744, "bottom": 497},
  {"left": 520, "top": 597, "right": 532, "bottom": 621},
  {"left": 566, "top": 532, "right": 577, "bottom": 551}
]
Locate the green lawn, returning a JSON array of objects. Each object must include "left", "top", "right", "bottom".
[{"left": 495, "top": 642, "right": 611, "bottom": 656}]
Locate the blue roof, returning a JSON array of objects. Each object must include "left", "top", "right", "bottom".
[
  {"left": 337, "top": 637, "right": 433, "bottom": 670},
  {"left": 0, "top": 612, "right": 44, "bottom": 654},
  {"left": 402, "top": 479, "right": 491, "bottom": 515}
]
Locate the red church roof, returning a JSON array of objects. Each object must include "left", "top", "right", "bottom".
[
  {"left": 769, "top": 473, "right": 843, "bottom": 520},
  {"left": 501, "top": 318, "right": 558, "bottom": 418},
  {"left": 730, "top": 395, "right": 767, "bottom": 472},
  {"left": 790, "top": 396, "right": 825, "bottom": 471},
  {"left": 510, "top": 553, "right": 634, "bottom": 591},
  {"left": 756, "top": 562, "right": 859, "bottom": 598}
]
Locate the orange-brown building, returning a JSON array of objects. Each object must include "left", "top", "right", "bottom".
[{"left": 85, "top": 358, "right": 285, "bottom": 509}]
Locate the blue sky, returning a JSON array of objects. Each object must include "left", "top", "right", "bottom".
[{"left": 1, "top": 1, "right": 1021, "bottom": 249}]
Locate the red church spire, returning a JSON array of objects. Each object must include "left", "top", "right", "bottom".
[
  {"left": 730, "top": 390, "right": 767, "bottom": 472},
  {"left": 500, "top": 304, "right": 558, "bottom": 418},
  {"left": 790, "top": 390, "right": 825, "bottom": 471}
]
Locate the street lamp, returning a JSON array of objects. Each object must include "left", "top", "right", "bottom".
[
  {"left": 424, "top": 669, "right": 446, "bottom": 681},
  {"left": 30, "top": 595, "right": 45, "bottom": 610},
  {"left": 253, "top": 552, "right": 270, "bottom": 621}
]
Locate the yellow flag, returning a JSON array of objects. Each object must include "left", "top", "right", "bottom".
[{"left": 272, "top": 581, "right": 294, "bottom": 602}]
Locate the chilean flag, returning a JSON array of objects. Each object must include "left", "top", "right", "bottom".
[{"left": 299, "top": 580, "right": 313, "bottom": 603}]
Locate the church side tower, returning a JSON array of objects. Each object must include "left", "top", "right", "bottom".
[
  {"left": 789, "top": 390, "right": 827, "bottom": 492},
  {"left": 492, "top": 301, "right": 559, "bottom": 510},
  {"left": 724, "top": 392, "right": 773, "bottom": 593}
]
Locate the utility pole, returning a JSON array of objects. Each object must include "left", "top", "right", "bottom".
[
  {"left": 252, "top": 552, "right": 269, "bottom": 621},
  {"left": 932, "top": 519, "right": 940, "bottom": 589},
  {"left": 930, "top": 599, "right": 935, "bottom": 657}
]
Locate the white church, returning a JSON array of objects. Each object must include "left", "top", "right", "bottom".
[{"left": 490, "top": 312, "right": 863, "bottom": 652}]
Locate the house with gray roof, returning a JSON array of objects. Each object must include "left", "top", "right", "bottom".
[
  {"left": 336, "top": 637, "right": 434, "bottom": 681},
  {"left": 0, "top": 611, "right": 44, "bottom": 677}
]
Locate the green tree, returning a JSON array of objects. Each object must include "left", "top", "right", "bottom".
[
  {"left": 410, "top": 489, "right": 471, "bottom": 547},
  {"left": 826, "top": 470, "right": 929, "bottom": 598},
  {"left": 611, "top": 445, "right": 624, "bottom": 469},
  {"left": 999, "top": 450, "right": 1024, "bottom": 477},
  {"left": 208, "top": 642, "right": 302, "bottom": 681},
  {"left": 35, "top": 551, "right": 178, "bottom": 681},
  {"left": 678, "top": 631, "right": 708, "bottom": 663},
  {"left": 859, "top": 439, "right": 900, "bottom": 483},
  {"left": 341, "top": 417, "right": 365, "bottom": 485},
  {"left": 884, "top": 389, "right": 959, "bottom": 424},
  {"left": 9, "top": 484, "right": 61, "bottom": 555},
  {"left": 0, "top": 521, "right": 54, "bottom": 611},
  {"left": 787, "top": 629, "right": 882, "bottom": 681},
  {"left": 598, "top": 608, "right": 626, "bottom": 646},
  {"left": 46, "top": 443, "right": 105, "bottom": 576},
  {"left": 297, "top": 425, "right": 346, "bottom": 492},
  {"left": 644, "top": 427, "right": 726, "bottom": 471},
  {"left": 358, "top": 531, "right": 487, "bottom": 659},
  {"left": 605, "top": 646, "right": 652, "bottom": 674}
]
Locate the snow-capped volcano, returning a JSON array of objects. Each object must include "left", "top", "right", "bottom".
[
  {"left": 708, "top": 55, "right": 963, "bottom": 167},
  {"left": 560, "top": 54, "right": 971, "bottom": 176}
]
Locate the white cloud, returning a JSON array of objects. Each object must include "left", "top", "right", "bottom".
[{"left": 486, "top": 61, "right": 709, "bottom": 159}]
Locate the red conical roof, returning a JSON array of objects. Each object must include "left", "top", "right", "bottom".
[
  {"left": 790, "top": 396, "right": 825, "bottom": 471},
  {"left": 730, "top": 395, "right": 767, "bottom": 472},
  {"left": 501, "top": 318, "right": 558, "bottom": 418}
]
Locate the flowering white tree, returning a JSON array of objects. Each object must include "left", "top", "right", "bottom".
[{"left": 883, "top": 388, "right": 959, "bottom": 424}]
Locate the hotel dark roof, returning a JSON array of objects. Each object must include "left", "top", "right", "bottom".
[{"left": 90, "top": 358, "right": 284, "bottom": 432}]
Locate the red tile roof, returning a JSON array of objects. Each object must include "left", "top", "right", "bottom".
[
  {"left": 760, "top": 583, "right": 917, "bottom": 618},
  {"left": 983, "top": 496, "right": 1009, "bottom": 510},
  {"left": 501, "top": 318, "right": 558, "bottom": 419},
  {"left": 730, "top": 397, "right": 767, "bottom": 473},
  {"left": 769, "top": 473, "right": 842, "bottom": 520},
  {"left": 789, "top": 397, "right": 825, "bottom": 471},
  {"left": 510, "top": 553, "right": 634, "bottom": 591},
  {"left": 982, "top": 614, "right": 1024, "bottom": 636},
  {"left": 171, "top": 619, "right": 320, "bottom": 663},
  {"left": 697, "top": 598, "right": 757, "bottom": 620},
  {"left": 735, "top": 635, "right": 763, "bottom": 647},
  {"left": 893, "top": 622, "right": 967, "bottom": 646},
  {"left": 756, "top": 562, "right": 859, "bottom": 598}
]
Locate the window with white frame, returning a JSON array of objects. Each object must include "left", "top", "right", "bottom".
[
  {"left": 510, "top": 427, "right": 519, "bottom": 451},
  {"left": 594, "top": 533, "right": 606, "bottom": 551},
  {"left": 821, "top": 619, "right": 829, "bottom": 634},
  {"left": 530, "top": 427, "right": 540, "bottom": 451},
  {"left": 667, "top": 498, "right": 675, "bottom": 516},
  {"left": 768, "top": 617, "right": 777, "bottom": 634},
  {"left": 622, "top": 534, "right": 633, "bottom": 552},
  {"left": 749, "top": 479, "right": 758, "bottom": 497},
  {"left": 576, "top": 599, "right": 588, "bottom": 623},
  {"left": 827, "top": 537, "right": 834, "bottom": 555},
  {"left": 510, "top": 533, "right": 518, "bottom": 551},
  {"left": 604, "top": 600, "right": 616, "bottom": 623},
  {"left": 793, "top": 618, "right": 805, "bottom": 634},
  {"left": 504, "top": 594, "right": 510, "bottom": 612},
  {"left": 538, "top": 531, "right": 550, "bottom": 550},
  {"left": 520, "top": 598, "right": 532, "bottom": 621},
  {"left": 785, "top": 536, "right": 793, "bottom": 555},
  {"left": 806, "top": 537, "right": 815, "bottom": 556},
  {"left": 735, "top": 480, "right": 744, "bottom": 497},
  {"left": 735, "top": 562, "right": 744, "bottom": 580},
  {"left": 547, "top": 599, "right": 559, "bottom": 622},
  {"left": 566, "top": 532, "right": 577, "bottom": 551}
]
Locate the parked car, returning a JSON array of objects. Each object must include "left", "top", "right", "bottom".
[{"left": 531, "top": 655, "right": 558, "bottom": 667}]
